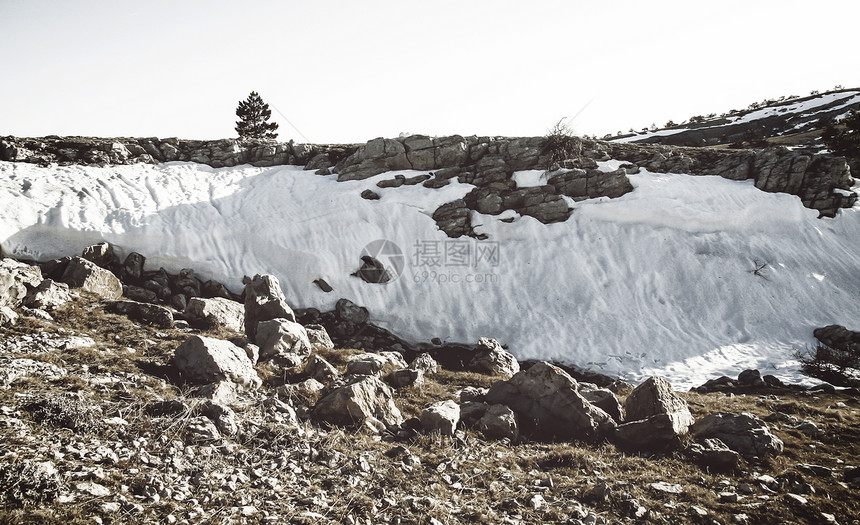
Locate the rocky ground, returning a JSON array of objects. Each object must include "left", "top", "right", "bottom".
[{"left": 1, "top": 249, "right": 859, "bottom": 525}]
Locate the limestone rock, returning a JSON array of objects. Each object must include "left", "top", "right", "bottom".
[
  {"left": 106, "top": 300, "right": 174, "bottom": 328},
  {"left": 335, "top": 298, "right": 369, "bottom": 324},
  {"left": 81, "top": 242, "right": 116, "bottom": 268},
  {"left": 313, "top": 375, "right": 403, "bottom": 429},
  {"left": 409, "top": 353, "right": 439, "bottom": 375},
  {"left": 469, "top": 338, "right": 519, "bottom": 378},
  {"left": 23, "top": 279, "right": 71, "bottom": 311},
  {"left": 476, "top": 404, "right": 519, "bottom": 441},
  {"left": 255, "top": 318, "right": 312, "bottom": 360},
  {"left": 579, "top": 386, "right": 623, "bottom": 423},
  {"left": 420, "top": 400, "right": 460, "bottom": 436},
  {"left": 485, "top": 361, "right": 616, "bottom": 441},
  {"left": 186, "top": 297, "right": 245, "bottom": 333},
  {"left": 625, "top": 376, "right": 693, "bottom": 431},
  {"left": 305, "top": 324, "right": 335, "bottom": 350},
  {"left": 243, "top": 274, "right": 295, "bottom": 342},
  {"left": 61, "top": 257, "right": 122, "bottom": 299},
  {"left": 1, "top": 259, "right": 43, "bottom": 307},
  {"left": 691, "top": 412, "right": 784, "bottom": 458},
  {"left": 684, "top": 438, "right": 741, "bottom": 472},
  {"left": 304, "top": 354, "right": 339, "bottom": 383},
  {"left": 337, "top": 138, "right": 411, "bottom": 181},
  {"left": 173, "top": 335, "right": 261, "bottom": 389}
]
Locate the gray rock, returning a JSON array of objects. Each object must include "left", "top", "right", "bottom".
[
  {"left": 81, "top": 242, "right": 116, "bottom": 268},
  {"left": 614, "top": 413, "right": 689, "bottom": 452},
  {"left": 476, "top": 404, "right": 519, "bottom": 441},
  {"left": 485, "top": 361, "right": 616, "bottom": 441},
  {"left": 459, "top": 386, "right": 488, "bottom": 403},
  {"left": 278, "top": 377, "right": 326, "bottom": 406},
  {"left": 304, "top": 354, "right": 339, "bottom": 383},
  {"left": 337, "top": 138, "right": 411, "bottom": 181},
  {"left": 61, "top": 257, "right": 123, "bottom": 299},
  {"left": 255, "top": 318, "right": 312, "bottom": 360},
  {"left": 624, "top": 376, "right": 693, "bottom": 432},
  {"left": 738, "top": 369, "right": 765, "bottom": 387},
  {"left": 335, "top": 298, "right": 369, "bottom": 324},
  {"left": 305, "top": 324, "right": 335, "bottom": 350},
  {"left": 690, "top": 412, "right": 784, "bottom": 457},
  {"left": 123, "top": 285, "right": 158, "bottom": 303},
  {"left": 409, "top": 353, "right": 439, "bottom": 375},
  {"left": 173, "top": 335, "right": 261, "bottom": 389},
  {"left": 185, "top": 416, "right": 221, "bottom": 443},
  {"left": 186, "top": 297, "right": 245, "bottom": 333},
  {"left": 106, "top": 300, "right": 173, "bottom": 328},
  {"left": 23, "top": 279, "right": 71, "bottom": 311},
  {"left": 243, "top": 274, "right": 295, "bottom": 342},
  {"left": 420, "top": 400, "right": 460, "bottom": 436},
  {"left": 121, "top": 252, "right": 146, "bottom": 282},
  {"left": 469, "top": 338, "right": 519, "bottom": 378},
  {"left": 346, "top": 352, "right": 407, "bottom": 376},
  {"left": 685, "top": 437, "right": 741, "bottom": 472},
  {"left": 388, "top": 368, "right": 424, "bottom": 388},
  {"left": 580, "top": 387, "right": 623, "bottom": 423},
  {"left": 0, "top": 305, "right": 17, "bottom": 326},
  {"left": 1, "top": 259, "right": 43, "bottom": 307},
  {"left": 313, "top": 375, "right": 403, "bottom": 429},
  {"left": 0, "top": 357, "right": 67, "bottom": 386},
  {"left": 361, "top": 189, "right": 380, "bottom": 200}
]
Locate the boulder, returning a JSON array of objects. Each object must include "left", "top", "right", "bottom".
[
  {"left": 313, "top": 375, "right": 403, "bottom": 429},
  {"left": 814, "top": 325, "right": 860, "bottom": 353},
  {"left": 23, "top": 279, "right": 71, "bottom": 311},
  {"left": 305, "top": 324, "right": 335, "bottom": 350},
  {"left": 346, "top": 352, "right": 407, "bottom": 376},
  {"left": 336, "top": 138, "right": 411, "bottom": 181},
  {"left": 81, "top": 242, "right": 116, "bottom": 268},
  {"left": 485, "top": 361, "right": 616, "bottom": 441},
  {"left": 388, "top": 368, "right": 424, "bottom": 388},
  {"left": 738, "top": 369, "right": 765, "bottom": 387},
  {"left": 579, "top": 386, "right": 623, "bottom": 423},
  {"left": 335, "top": 298, "right": 369, "bottom": 324},
  {"left": 469, "top": 338, "right": 519, "bottom": 378},
  {"left": 0, "top": 305, "right": 18, "bottom": 326},
  {"left": 614, "top": 413, "right": 689, "bottom": 452},
  {"left": 186, "top": 297, "right": 245, "bottom": 332},
  {"left": 476, "top": 404, "right": 519, "bottom": 441},
  {"left": 684, "top": 438, "right": 741, "bottom": 472},
  {"left": 690, "top": 412, "right": 784, "bottom": 458},
  {"left": 624, "top": 376, "right": 693, "bottom": 432},
  {"left": 1, "top": 259, "right": 43, "bottom": 307},
  {"left": 173, "top": 335, "right": 261, "bottom": 389},
  {"left": 278, "top": 378, "right": 326, "bottom": 406},
  {"left": 255, "top": 318, "right": 312, "bottom": 360},
  {"left": 409, "top": 353, "right": 439, "bottom": 375},
  {"left": 61, "top": 257, "right": 122, "bottom": 299},
  {"left": 121, "top": 252, "right": 146, "bottom": 282},
  {"left": 304, "top": 354, "right": 339, "bottom": 383},
  {"left": 243, "top": 274, "right": 295, "bottom": 342},
  {"left": 123, "top": 285, "right": 158, "bottom": 303},
  {"left": 106, "top": 300, "right": 174, "bottom": 328},
  {"left": 420, "top": 400, "right": 460, "bottom": 436}
]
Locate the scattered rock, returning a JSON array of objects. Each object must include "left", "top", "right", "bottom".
[
  {"left": 304, "top": 354, "right": 339, "bottom": 383},
  {"left": 255, "top": 318, "right": 312, "bottom": 361},
  {"left": 185, "top": 297, "right": 245, "bottom": 332},
  {"left": 469, "top": 338, "right": 519, "bottom": 378},
  {"left": 61, "top": 257, "right": 123, "bottom": 299},
  {"left": 173, "top": 335, "right": 261, "bottom": 389},
  {"left": 420, "top": 400, "right": 460, "bottom": 436},
  {"left": 106, "top": 300, "right": 174, "bottom": 328},
  {"left": 485, "top": 361, "right": 615, "bottom": 441},
  {"left": 243, "top": 274, "right": 296, "bottom": 342},
  {"left": 691, "top": 412, "right": 784, "bottom": 457},
  {"left": 313, "top": 375, "right": 403, "bottom": 430}
]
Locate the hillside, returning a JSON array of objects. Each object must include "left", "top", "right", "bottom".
[{"left": 612, "top": 89, "right": 860, "bottom": 151}]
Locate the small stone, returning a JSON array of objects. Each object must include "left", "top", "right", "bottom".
[
  {"left": 649, "top": 481, "right": 683, "bottom": 494},
  {"left": 785, "top": 493, "right": 808, "bottom": 505},
  {"left": 719, "top": 491, "right": 740, "bottom": 503}
]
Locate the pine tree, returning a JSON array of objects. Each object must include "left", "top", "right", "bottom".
[{"left": 235, "top": 91, "right": 279, "bottom": 140}]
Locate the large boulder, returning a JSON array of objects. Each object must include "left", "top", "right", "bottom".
[
  {"left": 485, "top": 361, "right": 616, "bottom": 441},
  {"left": 173, "top": 335, "right": 261, "bottom": 389},
  {"left": 243, "top": 274, "right": 295, "bottom": 342},
  {"left": 469, "top": 338, "right": 519, "bottom": 378},
  {"left": 420, "top": 400, "right": 460, "bottom": 436},
  {"left": 690, "top": 412, "right": 784, "bottom": 458},
  {"left": 23, "top": 279, "right": 71, "bottom": 311},
  {"left": 624, "top": 376, "right": 693, "bottom": 430},
  {"left": 186, "top": 297, "right": 245, "bottom": 332},
  {"left": 61, "top": 257, "right": 122, "bottom": 299},
  {"left": 313, "top": 375, "right": 403, "bottom": 430},
  {"left": 579, "top": 386, "right": 623, "bottom": 423},
  {"left": 106, "top": 300, "right": 174, "bottom": 328},
  {"left": 255, "top": 318, "right": 312, "bottom": 360},
  {"left": 336, "top": 138, "right": 411, "bottom": 181},
  {"left": 1, "top": 259, "right": 43, "bottom": 307}
]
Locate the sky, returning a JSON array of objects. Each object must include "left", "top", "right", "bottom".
[{"left": 2, "top": 0, "right": 859, "bottom": 144}]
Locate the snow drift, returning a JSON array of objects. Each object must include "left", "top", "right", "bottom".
[{"left": 2, "top": 160, "right": 858, "bottom": 389}]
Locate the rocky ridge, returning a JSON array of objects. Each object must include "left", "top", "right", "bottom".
[{"left": 2, "top": 243, "right": 859, "bottom": 524}]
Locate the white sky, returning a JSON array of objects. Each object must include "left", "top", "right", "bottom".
[{"left": 2, "top": 0, "right": 859, "bottom": 144}]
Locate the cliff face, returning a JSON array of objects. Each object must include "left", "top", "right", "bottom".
[{"left": 1, "top": 133, "right": 856, "bottom": 219}]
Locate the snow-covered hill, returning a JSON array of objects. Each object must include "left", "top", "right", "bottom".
[
  {"left": 614, "top": 89, "right": 860, "bottom": 147},
  {"left": 2, "top": 160, "right": 859, "bottom": 389}
]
